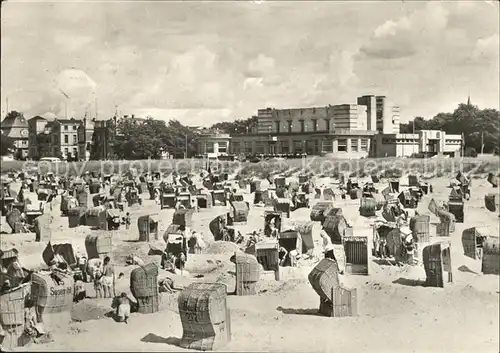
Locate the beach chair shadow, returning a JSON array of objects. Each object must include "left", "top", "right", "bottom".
[
  {"left": 140, "top": 333, "right": 169, "bottom": 344},
  {"left": 140, "top": 334, "right": 180, "bottom": 346},
  {"left": 392, "top": 277, "right": 426, "bottom": 287},
  {"left": 276, "top": 306, "right": 320, "bottom": 316}
]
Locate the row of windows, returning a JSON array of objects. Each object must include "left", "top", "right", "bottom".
[
  {"left": 382, "top": 139, "right": 418, "bottom": 144},
  {"left": 63, "top": 125, "right": 78, "bottom": 131},
  {"left": 51, "top": 134, "right": 78, "bottom": 144},
  {"left": 272, "top": 119, "right": 331, "bottom": 133},
  {"left": 232, "top": 138, "right": 369, "bottom": 154},
  {"left": 201, "top": 142, "right": 228, "bottom": 154}
]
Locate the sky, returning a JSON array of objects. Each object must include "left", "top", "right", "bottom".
[{"left": 1, "top": 0, "right": 499, "bottom": 127}]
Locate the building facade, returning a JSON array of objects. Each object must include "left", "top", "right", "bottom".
[
  {"left": 27, "top": 116, "right": 52, "bottom": 159},
  {"left": 330, "top": 104, "right": 367, "bottom": 130},
  {"left": 48, "top": 118, "right": 82, "bottom": 160},
  {"left": 91, "top": 118, "right": 117, "bottom": 160},
  {"left": 372, "top": 130, "right": 462, "bottom": 158},
  {"left": 77, "top": 118, "right": 95, "bottom": 161},
  {"left": 230, "top": 129, "right": 374, "bottom": 158},
  {"left": 1, "top": 113, "right": 29, "bottom": 159},
  {"left": 375, "top": 96, "right": 400, "bottom": 134},
  {"left": 228, "top": 96, "right": 393, "bottom": 159},
  {"left": 196, "top": 130, "right": 232, "bottom": 158}
]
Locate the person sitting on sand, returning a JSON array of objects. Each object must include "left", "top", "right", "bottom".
[
  {"left": 115, "top": 292, "right": 131, "bottom": 324},
  {"left": 234, "top": 230, "right": 245, "bottom": 245},
  {"left": 161, "top": 253, "right": 176, "bottom": 272},
  {"left": 159, "top": 278, "right": 175, "bottom": 294},
  {"left": 74, "top": 274, "right": 86, "bottom": 302},
  {"left": 24, "top": 298, "right": 44, "bottom": 339},
  {"left": 126, "top": 255, "right": 144, "bottom": 267}
]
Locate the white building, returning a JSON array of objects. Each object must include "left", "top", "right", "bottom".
[
  {"left": 372, "top": 130, "right": 462, "bottom": 158},
  {"left": 196, "top": 131, "right": 232, "bottom": 159}
]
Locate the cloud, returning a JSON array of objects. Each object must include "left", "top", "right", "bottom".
[
  {"left": 52, "top": 69, "right": 97, "bottom": 118},
  {"left": 133, "top": 108, "right": 234, "bottom": 126},
  {"left": 245, "top": 54, "right": 275, "bottom": 78},
  {"left": 53, "top": 33, "right": 94, "bottom": 52},
  {"left": 1, "top": 1, "right": 498, "bottom": 125},
  {"left": 360, "top": 2, "right": 449, "bottom": 60},
  {"left": 472, "top": 33, "right": 500, "bottom": 62}
]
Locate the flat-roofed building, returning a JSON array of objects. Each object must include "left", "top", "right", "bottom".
[
  {"left": 196, "top": 130, "right": 232, "bottom": 159},
  {"left": 372, "top": 130, "right": 462, "bottom": 157}
]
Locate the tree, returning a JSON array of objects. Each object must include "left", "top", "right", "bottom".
[
  {"left": 400, "top": 104, "right": 499, "bottom": 153},
  {"left": 111, "top": 117, "right": 199, "bottom": 160},
  {"left": 3, "top": 111, "right": 24, "bottom": 122},
  {"left": 210, "top": 116, "right": 258, "bottom": 134},
  {"left": 0, "top": 134, "right": 15, "bottom": 155}
]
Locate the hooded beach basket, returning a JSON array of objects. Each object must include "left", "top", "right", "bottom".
[
  {"left": 178, "top": 282, "right": 231, "bottom": 351},
  {"left": 85, "top": 233, "right": 113, "bottom": 260},
  {"left": 233, "top": 252, "right": 260, "bottom": 296},
  {"left": 130, "top": 263, "right": 160, "bottom": 314}
]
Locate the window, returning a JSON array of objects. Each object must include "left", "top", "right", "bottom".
[
  {"left": 206, "top": 142, "right": 214, "bottom": 153},
  {"left": 293, "top": 141, "right": 303, "bottom": 153},
  {"left": 300, "top": 120, "right": 305, "bottom": 133},
  {"left": 73, "top": 135, "right": 77, "bottom": 144},
  {"left": 351, "top": 139, "right": 358, "bottom": 152},
  {"left": 255, "top": 142, "right": 265, "bottom": 154},
  {"left": 64, "top": 125, "right": 68, "bottom": 131},
  {"left": 64, "top": 135, "right": 69, "bottom": 144},
  {"left": 245, "top": 142, "right": 252, "bottom": 154},
  {"left": 360, "top": 139, "right": 368, "bottom": 152},
  {"left": 218, "top": 143, "right": 227, "bottom": 153},
  {"left": 73, "top": 125, "right": 77, "bottom": 131},
  {"left": 325, "top": 119, "right": 330, "bottom": 132},
  {"left": 322, "top": 140, "right": 333, "bottom": 153},
  {"left": 73, "top": 147, "right": 78, "bottom": 155},
  {"left": 232, "top": 142, "right": 240, "bottom": 154},
  {"left": 64, "top": 148, "right": 69, "bottom": 155},
  {"left": 287, "top": 120, "right": 293, "bottom": 133},
  {"left": 281, "top": 141, "right": 289, "bottom": 154},
  {"left": 275, "top": 121, "right": 280, "bottom": 133},
  {"left": 337, "top": 139, "right": 347, "bottom": 152},
  {"left": 312, "top": 119, "right": 317, "bottom": 132}
]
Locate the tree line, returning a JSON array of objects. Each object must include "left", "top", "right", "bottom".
[
  {"left": 400, "top": 103, "right": 499, "bottom": 154},
  {"left": 1, "top": 102, "right": 498, "bottom": 159}
]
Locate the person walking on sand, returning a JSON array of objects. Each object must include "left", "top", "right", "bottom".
[
  {"left": 320, "top": 227, "right": 336, "bottom": 261},
  {"left": 101, "top": 256, "right": 115, "bottom": 298}
]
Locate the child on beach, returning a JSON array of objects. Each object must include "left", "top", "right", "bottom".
[
  {"left": 124, "top": 212, "right": 131, "bottom": 230},
  {"left": 116, "top": 292, "right": 131, "bottom": 324}
]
